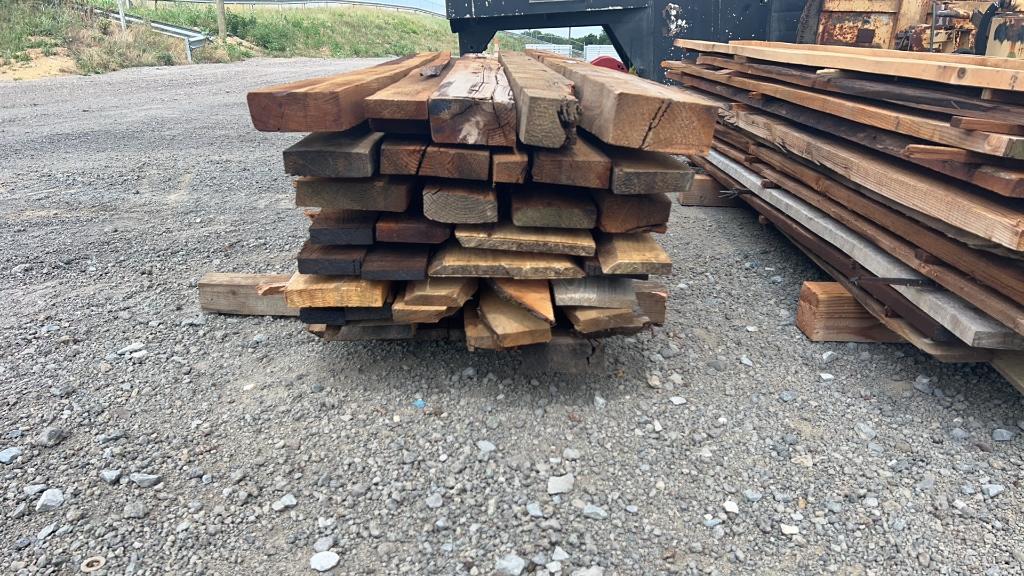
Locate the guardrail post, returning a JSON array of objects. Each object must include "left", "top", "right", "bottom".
[{"left": 185, "top": 38, "right": 193, "bottom": 63}]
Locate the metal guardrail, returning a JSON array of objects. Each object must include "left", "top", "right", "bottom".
[
  {"left": 150, "top": 0, "right": 445, "bottom": 16},
  {"left": 89, "top": 6, "right": 209, "bottom": 62}
]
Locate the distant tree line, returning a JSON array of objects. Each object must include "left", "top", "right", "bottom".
[{"left": 522, "top": 29, "right": 611, "bottom": 46}]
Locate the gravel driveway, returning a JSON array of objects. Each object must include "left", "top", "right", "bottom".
[{"left": 2, "top": 58, "right": 1023, "bottom": 576}]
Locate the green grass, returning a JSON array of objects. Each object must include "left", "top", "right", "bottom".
[{"left": 0, "top": 0, "right": 85, "bottom": 60}]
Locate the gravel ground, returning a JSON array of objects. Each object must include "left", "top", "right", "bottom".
[{"left": 2, "top": 59, "right": 1024, "bottom": 576}]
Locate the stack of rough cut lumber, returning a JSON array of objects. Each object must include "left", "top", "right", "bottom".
[
  {"left": 663, "top": 40, "right": 1024, "bottom": 366},
  {"left": 243, "top": 50, "right": 716, "bottom": 351}
]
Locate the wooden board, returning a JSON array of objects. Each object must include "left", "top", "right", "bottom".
[
  {"left": 563, "top": 306, "right": 646, "bottom": 334},
  {"left": 709, "top": 149, "right": 1024, "bottom": 349},
  {"left": 428, "top": 56, "right": 517, "bottom": 147},
  {"left": 592, "top": 190, "right": 671, "bottom": 234},
  {"left": 796, "top": 281, "right": 903, "bottom": 342},
  {"left": 294, "top": 177, "right": 414, "bottom": 213},
  {"left": 609, "top": 149, "right": 693, "bottom": 195},
  {"left": 596, "top": 233, "right": 673, "bottom": 275},
  {"left": 360, "top": 245, "right": 430, "bottom": 281},
  {"left": 677, "top": 173, "right": 740, "bottom": 207},
  {"left": 297, "top": 242, "right": 367, "bottom": 276},
  {"left": 283, "top": 129, "right": 384, "bottom": 178},
  {"left": 478, "top": 288, "right": 552, "bottom": 347},
  {"left": 391, "top": 292, "right": 458, "bottom": 323},
  {"left": 464, "top": 306, "right": 503, "bottom": 351},
  {"left": 552, "top": 277, "right": 638, "bottom": 308},
  {"left": 674, "top": 39, "right": 1024, "bottom": 92},
  {"left": 422, "top": 182, "right": 498, "bottom": 224},
  {"left": 374, "top": 213, "right": 451, "bottom": 244},
  {"left": 722, "top": 109, "right": 1024, "bottom": 251},
  {"left": 531, "top": 137, "right": 611, "bottom": 189},
  {"left": 664, "top": 60, "right": 1024, "bottom": 159},
  {"left": 404, "top": 277, "right": 478, "bottom": 307},
  {"left": 488, "top": 278, "right": 555, "bottom": 324},
  {"left": 492, "top": 149, "right": 530, "bottom": 184},
  {"left": 248, "top": 53, "right": 440, "bottom": 132},
  {"left": 379, "top": 138, "right": 428, "bottom": 175},
  {"left": 284, "top": 273, "right": 390, "bottom": 308},
  {"left": 428, "top": 243, "right": 585, "bottom": 279},
  {"left": 308, "top": 210, "right": 377, "bottom": 245},
  {"left": 455, "top": 222, "right": 595, "bottom": 256},
  {"left": 419, "top": 145, "right": 491, "bottom": 181},
  {"left": 198, "top": 272, "right": 297, "bottom": 317},
  {"left": 364, "top": 52, "right": 452, "bottom": 121},
  {"left": 634, "top": 280, "right": 667, "bottom": 326},
  {"left": 498, "top": 51, "right": 580, "bottom": 148},
  {"left": 510, "top": 186, "right": 597, "bottom": 229},
  {"left": 950, "top": 116, "right": 1024, "bottom": 136},
  {"left": 526, "top": 50, "right": 717, "bottom": 153},
  {"left": 580, "top": 257, "right": 649, "bottom": 280}
]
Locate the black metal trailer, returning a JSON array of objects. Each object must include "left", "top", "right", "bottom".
[{"left": 446, "top": 0, "right": 808, "bottom": 81}]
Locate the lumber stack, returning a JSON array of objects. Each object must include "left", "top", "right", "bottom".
[
  {"left": 663, "top": 40, "right": 1024, "bottom": 364},
  {"left": 244, "top": 51, "right": 716, "bottom": 351}
]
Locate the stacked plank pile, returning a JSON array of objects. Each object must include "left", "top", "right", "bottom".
[
  {"left": 245, "top": 51, "right": 716, "bottom": 351},
  {"left": 663, "top": 40, "right": 1024, "bottom": 364}
]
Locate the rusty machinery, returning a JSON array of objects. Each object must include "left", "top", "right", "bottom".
[{"left": 811, "top": 0, "right": 1024, "bottom": 55}]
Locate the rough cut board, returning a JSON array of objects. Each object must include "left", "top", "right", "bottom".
[
  {"left": 488, "top": 278, "right": 555, "bottom": 324},
  {"left": 592, "top": 190, "right": 671, "bottom": 234},
  {"left": 552, "top": 277, "right": 638, "bottom": 309},
  {"left": 634, "top": 280, "right": 667, "bottom": 325},
  {"left": 510, "top": 186, "right": 597, "bottom": 229},
  {"left": 580, "top": 257, "right": 648, "bottom": 280},
  {"left": 428, "top": 56, "right": 517, "bottom": 147},
  {"left": 675, "top": 39, "right": 1024, "bottom": 93},
  {"left": 464, "top": 306, "right": 503, "bottom": 350},
  {"left": 492, "top": 149, "right": 530, "bottom": 184},
  {"left": 391, "top": 292, "right": 457, "bottom": 323},
  {"left": 198, "top": 272, "right": 297, "bottom": 317},
  {"left": 563, "top": 306, "right": 645, "bottom": 334},
  {"left": 404, "top": 277, "right": 478, "bottom": 307},
  {"left": 596, "top": 233, "right": 673, "bottom": 275},
  {"left": 498, "top": 51, "right": 580, "bottom": 148},
  {"left": 478, "top": 289, "right": 552, "bottom": 347},
  {"left": 379, "top": 138, "right": 428, "bottom": 175},
  {"left": 284, "top": 274, "right": 390, "bottom": 308},
  {"left": 677, "top": 173, "right": 740, "bottom": 207},
  {"left": 374, "top": 213, "right": 451, "bottom": 244},
  {"left": 282, "top": 129, "right": 384, "bottom": 178},
  {"left": 664, "top": 60, "right": 1024, "bottom": 159},
  {"left": 526, "top": 50, "right": 717, "bottom": 153},
  {"left": 796, "top": 281, "right": 903, "bottom": 343},
  {"left": 294, "top": 177, "right": 415, "bottom": 213},
  {"left": 428, "top": 244, "right": 584, "bottom": 279},
  {"left": 419, "top": 145, "right": 491, "bottom": 181},
  {"left": 455, "top": 222, "right": 595, "bottom": 256},
  {"left": 709, "top": 149, "right": 1024, "bottom": 349},
  {"left": 308, "top": 210, "right": 377, "bottom": 245},
  {"left": 297, "top": 242, "right": 367, "bottom": 276},
  {"left": 360, "top": 244, "right": 430, "bottom": 281},
  {"left": 531, "top": 137, "right": 611, "bottom": 189},
  {"left": 723, "top": 109, "right": 1024, "bottom": 252},
  {"left": 609, "top": 149, "right": 693, "bottom": 195},
  {"left": 364, "top": 52, "right": 452, "bottom": 121},
  {"left": 247, "top": 52, "right": 440, "bottom": 132},
  {"left": 422, "top": 182, "right": 498, "bottom": 224}
]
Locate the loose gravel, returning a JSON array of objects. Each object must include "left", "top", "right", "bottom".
[{"left": 2, "top": 59, "right": 1023, "bottom": 575}]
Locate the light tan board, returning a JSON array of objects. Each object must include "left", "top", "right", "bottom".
[
  {"left": 489, "top": 278, "right": 555, "bottom": 324},
  {"left": 284, "top": 274, "right": 391, "bottom": 308},
  {"left": 526, "top": 49, "right": 718, "bottom": 153},
  {"left": 796, "top": 281, "right": 903, "bottom": 343},
  {"left": 423, "top": 182, "right": 498, "bottom": 224},
  {"left": 392, "top": 292, "right": 459, "bottom": 323},
  {"left": 552, "top": 277, "right": 638, "bottom": 308},
  {"left": 428, "top": 243, "right": 585, "bottom": 279},
  {"left": 364, "top": 52, "right": 453, "bottom": 121},
  {"left": 498, "top": 51, "right": 580, "bottom": 148},
  {"left": 478, "top": 288, "right": 553, "bottom": 347},
  {"left": 294, "top": 177, "right": 414, "bottom": 212},
  {"left": 678, "top": 173, "right": 740, "bottom": 207},
  {"left": 531, "top": 137, "right": 611, "bottom": 189},
  {"left": 634, "top": 280, "right": 668, "bottom": 325},
  {"left": 464, "top": 306, "right": 504, "bottom": 350},
  {"left": 199, "top": 272, "right": 298, "bottom": 317},
  {"left": 403, "top": 277, "right": 478, "bottom": 307},
  {"left": 564, "top": 306, "right": 648, "bottom": 334},
  {"left": 597, "top": 233, "right": 673, "bottom": 275},
  {"left": 428, "top": 56, "right": 517, "bottom": 147},
  {"left": 455, "top": 222, "right": 595, "bottom": 256},
  {"left": 610, "top": 149, "right": 694, "bottom": 195}
]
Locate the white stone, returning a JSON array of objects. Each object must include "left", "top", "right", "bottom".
[
  {"left": 310, "top": 551, "right": 340, "bottom": 572},
  {"left": 780, "top": 523, "right": 799, "bottom": 535},
  {"left": 723, "top": 500, "right": 739, "bottom": 514},
  {"left": 547, "top": 473, "right": 574, "bottom": 495}
]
